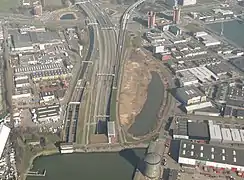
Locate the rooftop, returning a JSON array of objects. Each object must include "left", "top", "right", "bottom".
[
  {"left": 176, "top": 86, "right": 205, "bottom": 100},
  {"left": 187, "top": 121, "right": 209, "bottom": 139},
  {"left": 179, "top": 140, "right": 244, "bottom": 167}
]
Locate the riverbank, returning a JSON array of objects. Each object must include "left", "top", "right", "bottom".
[{"left": 22, "top": 149, "right": 59, "bottom": 180}]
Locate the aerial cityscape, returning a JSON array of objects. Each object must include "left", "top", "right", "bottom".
[{"left": 0, "top": 0, "right": 244, "bottom": 179}]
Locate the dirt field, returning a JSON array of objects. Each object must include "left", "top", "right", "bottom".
[{"left": 119, "top": 49, "right": 162, "bottom": 128}]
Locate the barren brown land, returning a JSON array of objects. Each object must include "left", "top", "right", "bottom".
[{"left": 119, "top": 49, "right": 162, "bottom": 128}]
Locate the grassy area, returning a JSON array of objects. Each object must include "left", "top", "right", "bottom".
[{"left": 0, "top": 0, "right": 20, "bottom": 12}]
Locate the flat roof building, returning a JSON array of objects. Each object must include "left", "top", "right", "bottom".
[
  {"left": 178, "top": 140, "right": 244, "bottom": 171},
  {"left": 187, "top": 121, "right": 209, "bottom": 140},
  {"left": 221, "top": 128, "right": 233, "bottom": 144},
  {"left": 173, "top": 118, "right": 188, "bottom": 140},
  {"left": 36, "top": 105, "right": 60, "bottom": 122},
  {"left": 175, "top": 86, "right": 206, "bottom": 106},
  {"left": 230, "top": 128, "right": 242, "bottom": 143},
  {"left": 209, "top": 122, "right": 222, "bottom": 143},
  {"left": 178, "top": 70, "right": 199, "bottom": 86}
]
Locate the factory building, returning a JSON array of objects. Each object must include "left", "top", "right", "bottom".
[
  {"left": 178, "top": 140, "right": 244, "bottom": 171},
  {"left": 0, "top": 124, "right": 10, "bottom": 158},
  {"left": 195, "top": 33, "right": 221, "bottom": 47},
  {"left": 143, "top": 153, "right": 161, "bottom": 179},
  {"left": 107, "top": 121, "right": 116, "bottom": 144},
  {"left": 175, "top": 86, "right": 206, "bottom": 106}
]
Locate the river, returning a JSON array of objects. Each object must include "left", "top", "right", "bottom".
[
  {"left": 208, "top": 20, "right": 244, "bottom": 47},
  {"left": 27, "top": 148, "right": 146, "bottom": 180},
  {"left": 128, "top": 71, "right": 164, "bottom": 137}
]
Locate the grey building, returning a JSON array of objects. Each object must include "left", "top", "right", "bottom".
[{"left": 187, "top": 121, "right": 209, "bottom": 140}]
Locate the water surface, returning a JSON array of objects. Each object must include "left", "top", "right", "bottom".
[
  {"left": 128, "top": 71, "right": 164, "bottom": 136},
  {"left": 27, "top": 148, "right": 146, "bottom": 180}
]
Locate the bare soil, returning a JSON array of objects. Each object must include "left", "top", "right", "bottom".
[{"left": 119, "top": 49, "right": 162, "bottom": 128}]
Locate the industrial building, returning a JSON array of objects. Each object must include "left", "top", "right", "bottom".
[
  {"left": 34, "top": 105, "right": 60, "bottom": 123},
  {"left": 188, "top": 66, "right": 219, "bottom": 83},
  {"left": 187, "top": 121, "right": 209, "bottom": 140},
  {"left": 185, "top": 101, "right": 213, "bottom": 114},
  {"left": 193, "top": 106, "right": 220, "bottom": 117},
  {"left": 172, "top": 118, "right": 210, "bottom": 141},
  {"left": 12, "top": 87, "right": 32, "bottom": 100},
  {"left": 194, "top": 32, "right": 221, "bottom": 47},
  {"left": 177, "top": 70, "right": 199, "bottom": 86},
  {"left": 208, "top": 120, "right": 222, "bottom": 143},
  {"left": 39, "top": 91, "right": 55, "bottom": 104},
  {"left": 172, "top": 118, "right": 188, "bottom": 140},
  {"left": 31, "top": 68, "right": 71, "bottom": 82},
  {"left": 178, "top": 140, "right": 244, "bottom": 171},
  {"left": 10, "top": 30, "right": 62, "bottom": 53},
  {"left": 107, "top": 121, "right": 116, "bottom": 144},
  {"left": 0, "top": 124, "right": 10, "bottom": 158},
  {"left": 175, "top": 86, "right": 206, "bottom": 105}
]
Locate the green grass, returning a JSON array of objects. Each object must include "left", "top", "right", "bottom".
[{"left": 0, "top": 0, "right": 20, "bottom": 12}]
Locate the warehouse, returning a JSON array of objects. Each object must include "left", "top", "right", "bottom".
[
  {"left": 187, "top": 121, "right": 209, "bottom": 140},
  {"left": 36, "top": 105, "right": 60, "bottom": 122},
  {"left": 194, "top": 106, "right": 220, "bottom": 117},
  {"left": 239, "top": 130, "right": 244, "bottom": 142},
  {"left": 221, "top": 128, "right": 233, "bottom": 144},
  {"left": 0, "top": 124, "right": 10, "bottom": 158},
  {"left": 230, "top": 128, "right": 242, "bottom": 144},
  {"left": 175, "top": 86, "right": 206, "bottom": 106},
  {"left": 206, "top": 62, "right": 232, "bottom": 77},
  {"left": 178, "top": 140, "right": 244, "bottom": 171},
  {"left": 208, "top": 121, "right": 222, "bottom": 143},
  {"left": 185, "top": 101, "right": 213, "bottom": 114},
  {"left": 172, "top": 118, "right": 188, "bottom": 140},
  {"left": 188, "top": 67, "right": 219, "bottom": 83},
  {"left": 177, "top": 70, "right": 199, "bottom": 86},
  {"left": 14, "top": 63, "right": 63, "bottom": 75}
]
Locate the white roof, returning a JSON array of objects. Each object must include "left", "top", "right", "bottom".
[
  {"left": 239, "top": 129, "right": 244, "bottom": 142},
  {"left": 209, "top": 124, "right": 222, "bottom": 140},
  {"left": 0, "top": 124, "right": 10, "bottom": 158},
  {"left": 230, "top": 128, "right": 242, "bottom": 142},
  {"left": 221, "top": 128, "right": 232, "bottom": 141},
  {"left": 186, "top": 101, "right": 212, "bottom": 112}
]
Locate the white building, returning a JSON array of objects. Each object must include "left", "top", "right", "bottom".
[
  {"left": 178, "top": 140, "right": 244, "bottom": 171},
  {"left": 40, "top": 91, "right": 55, "bottom": 103},
  {"left": 178, "top": 70, "right": 199, "bottom": 86},
  {"left": 36, "top": 105, "right": 60, "bottom": 122}
]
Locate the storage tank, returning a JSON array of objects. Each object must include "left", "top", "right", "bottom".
[{"left": 143, "top": 153, "right": 161, "bottom": 179}]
